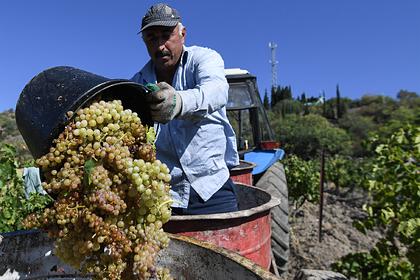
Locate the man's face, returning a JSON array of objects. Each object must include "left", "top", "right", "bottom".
[{"left": 142, "top": 24, "right": 185, "bottom": 72}]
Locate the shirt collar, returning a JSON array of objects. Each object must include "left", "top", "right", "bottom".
[{"left": 179, "top": 45, "right": 188, "bottom": 66}]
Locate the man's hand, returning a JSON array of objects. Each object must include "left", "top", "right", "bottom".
[{"left": 145, "top": 82, "right": 182, "bottom": 123}]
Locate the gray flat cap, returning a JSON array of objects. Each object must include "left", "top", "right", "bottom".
[{"left": 140, "top": 3, "right": 181, "bottom": 32}]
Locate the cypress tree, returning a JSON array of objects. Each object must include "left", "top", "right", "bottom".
[
  {"left": 336, "top": 84, "right": 341, "bottom": 119},
  {"left": 301, "top": 92, "right": 307, "bottom": 103},
  {"left": 263, "top": 89, "right": 270, "bottom": 110},
  {"left": 271, "top": 86, "right": 277, "bottom": 107}
]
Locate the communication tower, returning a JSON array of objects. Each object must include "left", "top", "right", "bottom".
[{"left": 268, "top": 42, "right": 278, "bottom": 89}]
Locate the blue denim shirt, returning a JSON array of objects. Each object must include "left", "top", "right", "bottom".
[{"left": 131, "top": 45, "right": 239, "bottom": 208}]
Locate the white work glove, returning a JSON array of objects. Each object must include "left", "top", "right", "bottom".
[{"left": 145, "top": 82, "right": 182, "bottom": 124}]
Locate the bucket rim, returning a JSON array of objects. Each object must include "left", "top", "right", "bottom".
[
  {"left": 66, "top": 80, "right": 151, "bottom": 123},
  {"left": 230, "top": 159, "right": 257, "bottom": 172},
  {"left": 169, "top": 184, "right": 281, "bottom": 221}
]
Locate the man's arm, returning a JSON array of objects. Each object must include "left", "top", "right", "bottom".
[
  {"left": 141, "top": 48, "right": 229, "bottom": 123},
  {"left": 178, "top": 48, "right": 229, "bottom": 120}
]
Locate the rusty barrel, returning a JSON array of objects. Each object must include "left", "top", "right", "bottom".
[
  {"left": 0, "top": 230, "right": 279, "bottom": 280},
  {"left": 164, "top": 183, "right": 280, "bottom": 270},
  {"left": 229, "top": 160, "right": 257, "bottom": 185}
]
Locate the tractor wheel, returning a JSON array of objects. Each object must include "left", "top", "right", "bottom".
[{"left": 255, "top": 161, "right": 289, "bottom": 273}]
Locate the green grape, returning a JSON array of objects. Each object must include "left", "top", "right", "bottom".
[{"left": 24, "top": 99, "right": 174, "bottom": 280}]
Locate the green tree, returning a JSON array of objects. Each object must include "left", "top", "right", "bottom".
[
  {"left": 280, "top": 86, "right": 292, "bottom": 100},
  {"left": 300, "top": 92, "right": 307, "bottom": 103},
  {"left": 271, "top": 114, "right": 352, "bottom": 159},
  {"left": 263, "top": 89, "right": 270, "bottom": 110},
  {"left": 322, "top": 97, "right": 351, "bottom": 120},
  {"left": 336, "top": 84, "right": 342, "bottom": 119},
  {"left": 271, "top": 85, "right": 293, "bottom": 108},
  {"left": 338, "top": 112, "right": 376, "bottom": 156},
  {"left": 376, "top": 106, "right": 420, "bottom": 139},
  {"left": 397, "top": 90, "right": 418, "bottom": 102},
  {"left": 397, "top": 90, "right": 420, "bottom": 110},
  {"left": 355, "top": 94, "right": 398, "bottom": 124},
  {"left": 272, "top": 99, "right": 303, "bottom": 117}
]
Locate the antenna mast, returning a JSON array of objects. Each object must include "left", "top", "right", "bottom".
[{"left": 268, "top": 42, "right": 278, "bottom": 89}]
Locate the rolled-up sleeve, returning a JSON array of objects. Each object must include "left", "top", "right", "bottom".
[{"left": 178, "top": 49, "right": 229, "bottom": 119}]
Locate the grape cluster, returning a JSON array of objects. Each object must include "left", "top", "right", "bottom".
[{"left": 23, "top": 100, "right": 173, "bottom": 280}]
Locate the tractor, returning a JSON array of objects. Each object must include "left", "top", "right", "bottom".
[{"left": 226, "top": 68, "right": 289, "bottom": 274}]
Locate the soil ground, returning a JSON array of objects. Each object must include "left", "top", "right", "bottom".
[{"left": 279, "top": 186, "right": 383, "bottom": 279}]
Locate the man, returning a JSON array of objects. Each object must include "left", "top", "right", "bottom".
[{"left": 131, "top": 3, "right": 239, "bottom": 215}]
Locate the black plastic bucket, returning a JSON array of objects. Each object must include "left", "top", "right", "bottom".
[{"left": 15, "top": 66, "right": 153, "bottom": 159}]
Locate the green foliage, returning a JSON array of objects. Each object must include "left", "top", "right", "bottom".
[
  {"left": 338, "top": 93, "right": 419, "bottom": 156},
  {"left": 333, "top": 125, "right": 420, "bottom": 279},
  {"left": 397, "top": 90, "right": 420, "bottom": 110},
  {"left": 83, "top": 158, "right": 97, "bottom": 187},
  {"left": 283, "top": 155, "right": 320, "bottom": 209},
  {"left": 272, "top": 114, "right": 352, "bottom": 159},
  {"left": 376, "top": 105, "right": 420, "bottom": 139},
  {"left": 332, "top": 239, "right": 417, "bottom": 280},
  {"left": 397, "top": 90, "right": 418, "bottom": 103},
  {"left": 0, "top": 143, "right": 52, "bottom": 233},
  {"left": 338, "top": 112, "right": 377, "bottom": 156},
  {"left": 272, "top": 99, "right": 303, "bottom": 117},
  {"left": 325, "top": 155, "right": 348, "bottom": 193},
  {"left": 351, "top": 94, "right": 398, "bottom": 124},
  {"left": 364, "top": 126, "right": 419, "bottom": 244},
  {"left": 326, "top": 155, "right": 372, "bottom": 193}
]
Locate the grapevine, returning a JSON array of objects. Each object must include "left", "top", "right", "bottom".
[
  {"left": 0, "top": 143, "right": 52, "bottom": 233},
  {"left": 23, "top": 100, "right": 173, "bottom": 280}
]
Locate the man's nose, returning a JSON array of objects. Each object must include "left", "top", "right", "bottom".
[{"left": 158, "top": 43, "right": 166, "bottom": 52}]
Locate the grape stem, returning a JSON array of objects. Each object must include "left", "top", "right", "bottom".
[
  {"left": 66, "top": 205, "right": 86, "bottom": 210},
  {"left": 158, "top": 200, "right": 173, "bottom": 210},
  {"left": 118, "top": 132, "right": 129, "bottom": 143}
]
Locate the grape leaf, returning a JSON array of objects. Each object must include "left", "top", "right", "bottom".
[
  {"left": 146, "top": 127, "right": 156, "bottom": 144},
  {"left": 83, "top": 159, "right": 97, "bottom": 186}
]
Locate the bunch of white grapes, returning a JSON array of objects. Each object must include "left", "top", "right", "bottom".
[{"left": 23, "top": 99, "right": 173, "bottom": 280}]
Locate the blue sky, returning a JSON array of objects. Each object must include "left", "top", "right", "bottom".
[{"left": 1, "top": 1, "right": 419, "bottom": 112}]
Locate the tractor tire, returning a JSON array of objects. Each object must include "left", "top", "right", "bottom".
[{"left": 255, "top": 161, "right": 289, "bottom": 273}]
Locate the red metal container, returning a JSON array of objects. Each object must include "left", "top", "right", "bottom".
[
  {"left": 230, "top": 160, "right": 256, "bottom": 185},
  {"left": 259, "top": 140, "right": 280, "bottom": 150},
  {"left": 164, "top": 184, "right": 280, "bottom": 270}
]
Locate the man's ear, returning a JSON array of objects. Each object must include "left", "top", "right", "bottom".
[{"left": 180, "top": 27, "right": 186, "bottom": 42}]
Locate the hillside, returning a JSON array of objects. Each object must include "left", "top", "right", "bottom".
[{"left": 0, "top": 109, "right": 32, "bottom": 160}]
